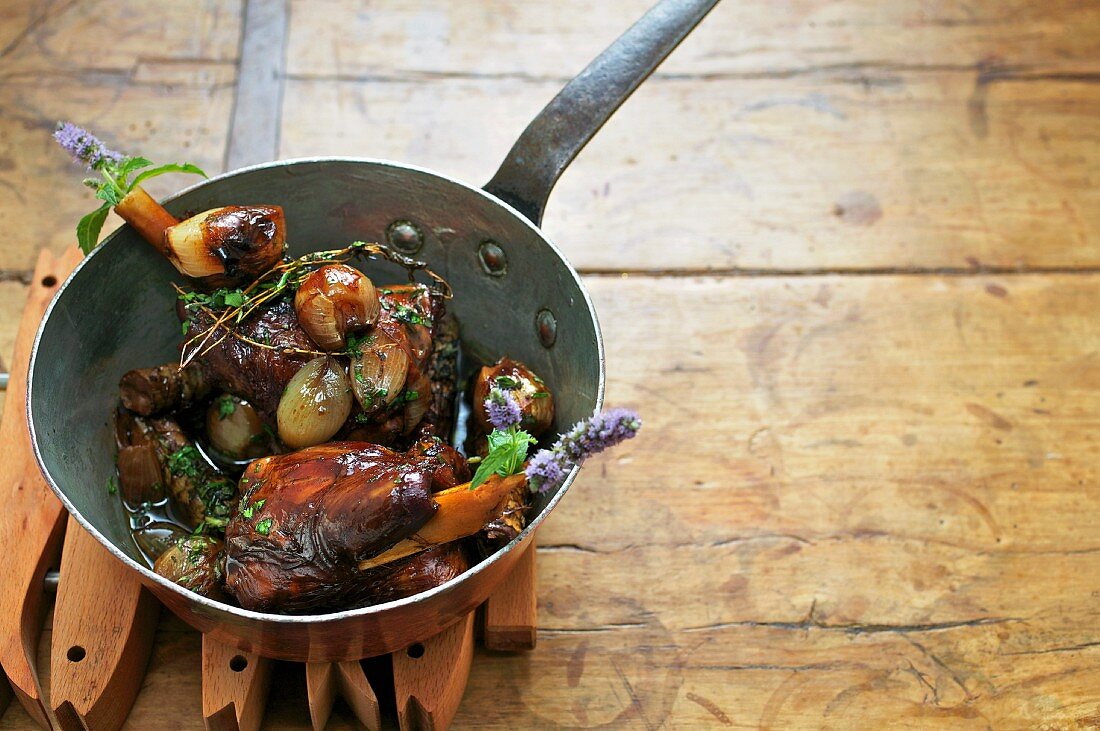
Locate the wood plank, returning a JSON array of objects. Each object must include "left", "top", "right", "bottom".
[
  {"left": 225, "top": 0, "right": 289, "bottom": 169},
  {"left": 280, "top": 70, "right": 1100, "bottom": 272},
  {"left": 51, "top": 517, "right": 159, "bottom": 731},
  {"left": 1, "top": 272, "right": 1098, "bottom": 726},
  {"left": 284, "top": 0, "right": 1100, "bottom": 78},
  {"left": 0, "top": 0, "right": 240, "bottom": 274}
]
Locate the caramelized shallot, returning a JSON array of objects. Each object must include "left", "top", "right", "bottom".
[
  {"left": 473, "top": 357, "right": 554, "bottom": 436},
  {"left": 349, "top": 331, "right": 407, "bottom": 413},
  {"left": 294, "top": 264, "right": 380, "bottom": 350},
  {"left": 206, "top": 395, "right": 268, "bottom": 459},
  {"left": 276, "top": 356, "right": 353, "bottom": 448},
  {"left": 164, "top": 205, "right": 286, "bottom": 288}
]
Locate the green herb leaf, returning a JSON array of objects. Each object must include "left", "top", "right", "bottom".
[
  {"left": 217, "top": 394, "right": 236, "bottom": 419},
  {"left": 115, "top": 156, "right": 153, "bottom": 187},
  {"left": 106, "top": 475, "right": 118, "bottom": 495},
  {"left": 130, "top": 162, "right": 207, "bottom": 190},
  {"left": 495, "top": 375, "right": 520, "bottom": 389},
  {"left": 76, "top": 204, "right": 111, "bottom": 254},
  {"left": 470, "top": 426, "right": 536, "bottom": 489},
  {"left": 531, "top": 391, "right": 549, "bottom": 399},
  {"left": 255, "top": 517, "right": 273, "bottom": 536}
]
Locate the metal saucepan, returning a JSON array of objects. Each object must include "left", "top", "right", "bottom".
[{"left": 28, "top": 0, "right": 718, "bottom": 662}]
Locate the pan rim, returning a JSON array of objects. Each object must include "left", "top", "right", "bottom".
[{"left": 27, "top": 155, "right": 606, "bottom": 625}]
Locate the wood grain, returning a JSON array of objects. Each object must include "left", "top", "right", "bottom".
[
  {"left": 393, "top": 613, "right": 476, "bottom": 731},
  {"left": 0, "top": 0, "right": 240, "bottom": 273},
  {"left": 0, "top": 248, "right": 81, "bottom": 728},
  {"left": 305, "top": 660, "right": 380, "bottom": 731},
  {"left": 51, "top": 516, "right": 159, "bottom": 731},
  {"left": 284, "top": 0, "right": 1100, "bottom": 78},
  {"left": 0, "top": 0, "right": 1098, "bottom": 728},
  {"left": 0, "top": 274, "right": 1097, "bottom": 731},
  {"left": 482, "top": 541, "right": 537, "bottom": 651},
  {"left": 202, "top": 637, "right": 272, "bottom": 731},
  {"left": 279, "top": 1, "right": 1100, "bottom": 272}
]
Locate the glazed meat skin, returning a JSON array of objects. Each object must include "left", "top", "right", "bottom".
[
  {"left": 224, "top": 441, "right": 466, "bottom": 613},
  {"left": 182, "top": 298, "right": 315, "bottom": 420},
  {"left": 354, "top": 543, "right": 468, "bottom": 607},
  {"left": 183, "top": 284, "right": 448, "bottom": 442}
]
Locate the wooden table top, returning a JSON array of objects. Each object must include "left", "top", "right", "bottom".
[{"left": 2, "top": 0, "right": 1099, "bottom": 728}]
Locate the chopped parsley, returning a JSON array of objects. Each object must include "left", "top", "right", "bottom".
[
  {"left": 178, "top": 287, "right": 249, "bottom": 311},
  {"left": 345, "top": 332, "right": 376, "bottom": 356},
  {"left": 355, "top": 412, "right": 371, "bottom": 424},
  {"left": 240, "top": 498, "right": 266, "bottom": 520},
  {"left": 167, "top": 446, "right": 201, "bottom": 478},
  {"left": 255, "top": 517, "right": 273, "bottom": 536},
  {"left": 106, "top": 475, "right": 118, "bottom": 495},
  {"left": 216, "top": 394, "right": 236, "bottom": 419}
]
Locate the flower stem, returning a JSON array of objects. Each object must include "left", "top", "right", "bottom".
[{"left": 114, "top": 186, "right": 177, "bottom": 256}]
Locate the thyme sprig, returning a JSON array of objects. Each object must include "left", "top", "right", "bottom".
[
  {"left": 53, "top": 122, "right": 206, "bottom": 254},
  {"left": 176, "top": 241, "right": 450, "bottom": 369}
]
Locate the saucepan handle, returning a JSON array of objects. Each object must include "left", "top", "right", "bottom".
[{"left": 483, "top": 0, "right": 720, "bottom": 226}]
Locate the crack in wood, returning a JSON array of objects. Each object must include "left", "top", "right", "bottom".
[
  {"left": 578, "top": 265, "right": 1100, "bottom": 278},
  {"left": 225, "top": 0, "right": 289, "bottom": 169},
  {"left": 680, "top": 616, "right": 1023, "bottom": 635}
]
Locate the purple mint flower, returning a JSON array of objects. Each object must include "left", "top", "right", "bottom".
[
  {"left": 484, "top": 387, "right": 522, "bottom": 430},
  {"left": 526, "top": 407, "right": 641, "bottom": 493},
  {"left": 53, "top": 122, "right": 122, "bottom": 170},
  {"left": 524, "top": 449, "right": 568, "bottom": 492}
]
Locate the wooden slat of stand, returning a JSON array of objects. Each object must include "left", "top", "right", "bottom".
[
  {"left": 202, "top": 637, "right": 273, "bottom": 731},
  {"left": 0, "top": 248, "right": 541, "bottom": 731},
  {"left": 482, "top": 541, "right": 537, "bottom": 651},
  {"left": 306, "top": 660, "right": 380, "bottom": 731},
  {"left": 0, "top": 248, "right": 82, "bottom": 728},
  {"left": 51, "top": 516, "right": 160, "bottom": 731},
  {"left": 392, "top": 613, "right": 476, "bottom": 731}
]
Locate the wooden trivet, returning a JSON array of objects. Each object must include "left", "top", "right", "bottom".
[{"left": 0, "top": 248, "right": 538, "bottom": 730}]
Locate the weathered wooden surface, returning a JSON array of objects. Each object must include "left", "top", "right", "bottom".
[{"left": 2, "top": 0, "right": 1100, "bottom": 728}]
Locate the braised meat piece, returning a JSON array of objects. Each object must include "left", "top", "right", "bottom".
[
  {"left": 115, "top": 408, "right": 236, "bottom": 529},
  {"left": 119, "top": 362, "right": 209, "bottom": 416},
  {"left": 224, "top": 441, "right": 467, "bottom": 613},
  {"left": 353, "top": 543, "right": 468, "bottom": 608},
  {"left": 154, "top": 535, "right": 227, "bottom": 599},
  {"left": 181, "top": 298, "right": 315, "bottom": 421}
]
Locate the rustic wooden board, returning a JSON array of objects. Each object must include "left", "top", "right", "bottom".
[
  {"left": 279, "top": 0, "right": 1100, "bottom": 272},
  {"left": 3, "top": 274, "right": 1099, "bottom": 728},
  {"left": 2, "top": 0, "right": 1100, "bottom": 728},
  {"left": 0, "top": 0, "right": 240, "bottom": 273},
  {"left": 283, "top": 0, "right": 1100, "bottom": 78},
  {"left": 280, "top": 70, "right": 1100, "bottom": 274}
]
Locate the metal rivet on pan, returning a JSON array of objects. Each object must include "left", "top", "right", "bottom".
[
  {"left": 536, "top": 309, "right": 557, "bottom": 348},
  {"left": 386, "top": 220, "right": 424, "bottom": 255},
  {"left": 478, "top": 240, "right": 507, "bottom": 276}
]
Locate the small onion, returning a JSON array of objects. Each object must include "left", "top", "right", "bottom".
[
  {"left": 294, "top": 264, "right": 380, "bottom": 350},
  {"left": 473, "top": 357, "right": 555, "bottom": 436},
  {"left": 205, "top": 395, "right": 268, "bottom": 459},
  {"left": 402, "top": 372, "right": 432, "bottom": 435},
  {"left": 277, "top": 356, "right": 353, "bottom": 448},
  {"left": 135, "top": 521, "right": 187, "bottom": 561},
  {"left": 349, "top": 332, "right": 408, "bottom": 413},
  {"left": 164, "top": 205, "right": 286, "bottom": 287},
  {"left": 116, "top": 442, "right": 165, "bottom": 504}
]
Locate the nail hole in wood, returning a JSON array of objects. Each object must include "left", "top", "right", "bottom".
[
  {"left": 41, "top": 275, "right": 57, "bottom": 287},
  {"left": 66, "top": 646, "right": 86, "bottom": 662},
  {"left": 229, "top": 655, "right": 248, "bottom": 672},
  {"left": 406, "top": 643, "right": 425, "bottom": 659}
]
